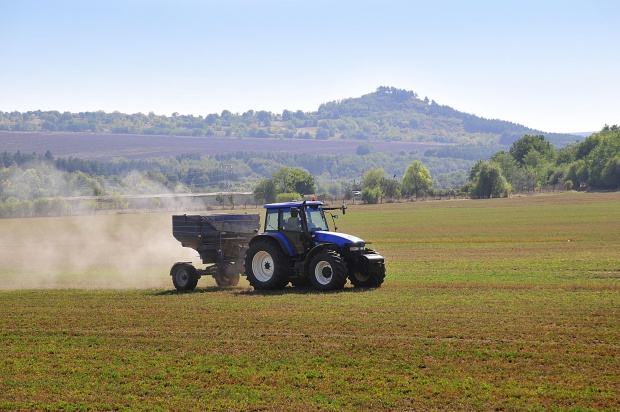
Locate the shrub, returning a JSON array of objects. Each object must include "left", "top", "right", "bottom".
[
  {"left": 275, "top": 192, "right": 302, "bottom": 203},
  {"left": 361, "top": 187, "right": 381, "bottom": 204}
]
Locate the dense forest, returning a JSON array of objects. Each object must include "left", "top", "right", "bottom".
[{"left": 0, "top": 86, "right": 579, "bottom": 148}]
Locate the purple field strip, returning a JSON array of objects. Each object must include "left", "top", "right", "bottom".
[{"left": 0, "top": 132, "right": 448, "bottom": 160}]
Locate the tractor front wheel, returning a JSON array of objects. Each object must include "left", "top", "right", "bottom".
[
  {"left": 349, "top": 249, "right": 386, "bottom": 288},
  {"left": 309, "top": 251, "right": 347, "bottom": 291},
  {"left": 349, "top": 269, "right": 385, "bottom": 288},
  {"left": 171, "top": 263, "right": 199, "bottom": 291},
  {"left": 244, "top": 240, "right": 289, "bottom": 290}
]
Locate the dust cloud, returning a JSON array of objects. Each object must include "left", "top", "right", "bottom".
[{"left": 0, "top": 212, "right": 203, "bottom": 290}]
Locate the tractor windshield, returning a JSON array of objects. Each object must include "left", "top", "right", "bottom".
[{"left": 305, "top": 207, "right": 329, "bottom": 231}]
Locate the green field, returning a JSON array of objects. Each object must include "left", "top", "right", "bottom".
[{"left": 1, "top": 192, "right": 619, "bottom": 411}]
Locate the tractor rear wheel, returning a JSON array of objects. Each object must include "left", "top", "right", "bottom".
[
  {"left": 244, "top": 240, "right": 290, "bottom": 290},
  {"left": 309, "top": 251, "right": 347, "bottom": 291},
  {"left": 171, "top": 263, "right": 199, "bottom": 291},
  {"left": 215, "top": 272, "right": 240, "bottom": 287}
]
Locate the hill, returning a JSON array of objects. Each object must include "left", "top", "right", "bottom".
[
  {"left": 0, "top": 86, "right": 580, "bottom": 149},
  {"left": 316, "top": 86, "right": 579, "bottom": 147}
]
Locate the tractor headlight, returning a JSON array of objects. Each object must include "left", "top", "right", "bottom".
[{"left": 348, "top": 244, "right": 364, "bottom": 252}]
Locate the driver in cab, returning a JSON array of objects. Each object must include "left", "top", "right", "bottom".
[{"left": 284, "top": 208, "right": 301, "bottom": 231}]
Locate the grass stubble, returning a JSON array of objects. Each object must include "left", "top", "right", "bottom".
[{"left": 0, "top": 191, "right": 618, "bottom": 411}]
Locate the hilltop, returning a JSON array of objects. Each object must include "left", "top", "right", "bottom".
[{"left": 317, "top": 87, "right": 579, "bottom": 147}]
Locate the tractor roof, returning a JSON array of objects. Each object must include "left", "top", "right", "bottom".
[{"left": 263, "top": 201, "right": 323, "bottom": 209}]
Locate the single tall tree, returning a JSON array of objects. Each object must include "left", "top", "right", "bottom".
[
  {"left": 271, "top": 167, "right": 316, "bottom": 196},
  {"left": 402, "top": 160, "right": 433, "bottom": 200},
  {"left": 470, "top": 162, "right": 511, "bottom": 199},
  {"left": 361, "top": 168, "right": 386, "bottom": 204},
  {"left": 508, "top": 135, "right": 553, "bottom": 165}
]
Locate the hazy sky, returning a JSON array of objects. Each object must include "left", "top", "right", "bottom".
[{"left": 1, "top": 0, "right": 618, "bottom": 133}]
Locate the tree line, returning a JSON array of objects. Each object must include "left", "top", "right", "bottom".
[
  {"left": 250, "top": 159, "right": 436, "bottom": 206},
  {"left": 0, "top": 146, "right": 474, "bottom": 217},
  {"left": 322, "top": 125, "right": 620, "bottom": 205},
  {"left": 464, "top": 125, "right": 620, "bottom": 198}
]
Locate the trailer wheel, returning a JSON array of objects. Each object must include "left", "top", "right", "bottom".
[
  {"left": 309, "top": 251, "right": 347, "bottom": 291},
  {"left": 215, "top": 272, "right": 240, "bottom": 287},
  {"left": 244, "top": 240, "right": 289, "bottom": 290},
  {"left": 171, "top": 263, "right": 199, "bottom": 291}
]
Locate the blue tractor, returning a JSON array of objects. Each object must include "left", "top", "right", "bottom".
[{"left": 244, "top": 200, "right": 386, "bottom": 291}]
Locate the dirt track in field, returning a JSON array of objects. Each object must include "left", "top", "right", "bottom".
[{"left": 0, "top": 131, "right": 447, "bottom": 160}]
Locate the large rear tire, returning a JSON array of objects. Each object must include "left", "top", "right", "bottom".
[
  {"left": 171, "top": 263, "right": 199, "bottom": 291},
  {"left": 309, "top": 251, "right": 347, "bottom": 291},
  {"left": 244, "top": 240, "right": 290, "bottom": 290}
]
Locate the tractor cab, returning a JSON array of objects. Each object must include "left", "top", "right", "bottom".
[
  {"left": 262, "top": 201, "right": 353, "bottom": 254},
  {"left": 262, "top": 201, "right": 323, "bottom": 255},
  {"left": 264, "top": 201, "right": 329, "bottom": 231}
]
